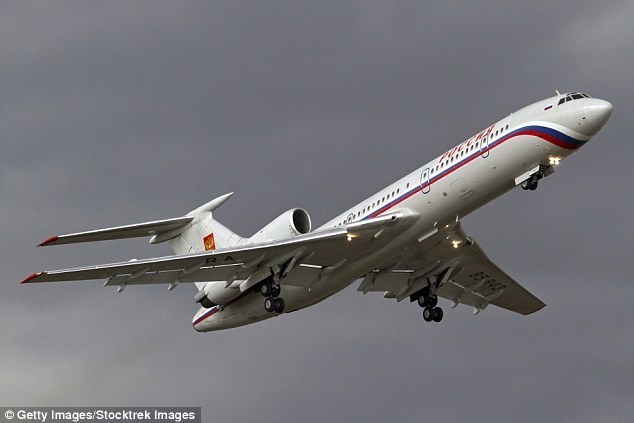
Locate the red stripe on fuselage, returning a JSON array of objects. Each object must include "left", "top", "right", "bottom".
[{"left": 367, "top": 126, "right": 579, "bottom": 219}]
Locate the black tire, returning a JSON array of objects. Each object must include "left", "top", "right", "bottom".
[
  {"left": 274, "top": 297, "right": 285, "bottom": 313},
  {"left": 428, "top": 295, "right": 438, "bottom": 308},
  {"left": 529, "top": 181, "right": 538, "bottom": 191},
  {"left": 521, "top": 180, "right": 529, "bottom": 190},
  {"left": 417, "top": 294, "right": 428, "bottom": 308},
  {"left": 260, "top": 281, "right": 272, "bottom": 297},
  {"left": 423, "top": 307, "right": 433, "bottom": 322},
  {"left": 271, "top": 284, "right": 281, "bottom": 298},
  {"left": 432, "top": 307, "right": 444, "bottom": 322},
  {"left": 264, "top": 297, "right": 276, "bottom": 312}
]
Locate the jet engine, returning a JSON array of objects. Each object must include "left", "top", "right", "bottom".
[
  {"left": 248, "top": 208, "right": 311, "bottom": 244},
  {"left": 197, "top": 281, "right": 242, "bottom": 308},
  {"left": 196, "top": 208, "right": 311, "bottom": 308}
]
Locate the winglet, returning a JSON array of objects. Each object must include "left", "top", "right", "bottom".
[
  {"left": 21, "top": 272, "right": 45, "bottom": 284},
  {"left": 38, "top": 236, "right": 59, "bottom": 247}
]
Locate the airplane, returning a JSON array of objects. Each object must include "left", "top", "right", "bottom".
[{"left": 22, "top": 92, "right": 613, "bottom": 332}]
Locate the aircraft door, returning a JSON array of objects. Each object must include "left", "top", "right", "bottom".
[
  {"left": 480, "top": 134, "right": 490, "bottom": 158},
  {"left": 420, "top": 168, "right": 431, "bottom": 194}
]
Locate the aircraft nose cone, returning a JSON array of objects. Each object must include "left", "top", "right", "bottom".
[{"left": 582, "top": 98, "right": 613, "bottom": 136}]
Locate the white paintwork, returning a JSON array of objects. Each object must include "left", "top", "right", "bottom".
[{"left": 24, "top": 92, "right": 613, "bottom": 332}]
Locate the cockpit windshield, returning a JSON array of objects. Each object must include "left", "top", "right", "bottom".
[{"left": 558, "top": 92, "right": 591, "bottom": 105}]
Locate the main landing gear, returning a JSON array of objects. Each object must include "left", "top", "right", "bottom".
[
  {"left": 260, "top": 279, "right": 285, "bottom": 314},
  {"left": 415, "top": 286, "right": 444, "bottom": 323}
]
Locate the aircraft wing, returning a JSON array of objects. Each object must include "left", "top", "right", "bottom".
[
  {"left": 22, "top": 210, "right": 419, "bottom": 292},
  {"left": 358, "top": 222, "right": 545, "bottom": 315}
]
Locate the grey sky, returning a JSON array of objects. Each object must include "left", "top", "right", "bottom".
[{"left": 2, "top": 1, "right": 633, "bottom": 422}]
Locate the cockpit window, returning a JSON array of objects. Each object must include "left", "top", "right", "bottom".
[{"left": 558, "top": 92, "right": 590, "bottom": 106}]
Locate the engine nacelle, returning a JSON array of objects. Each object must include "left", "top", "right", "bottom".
[
  {"left": 248, "top": 208, "right": 311, "bottom": 244},
  {"left": 198, "top": 281, "right": 243, "bottom": 308},
  {"left": 196, "top": 208, "right": 311, "bottom": 308}
]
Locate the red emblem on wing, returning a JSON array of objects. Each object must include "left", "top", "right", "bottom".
[{"left": 203, "top": 233, "right": 216, "bottom": 251}]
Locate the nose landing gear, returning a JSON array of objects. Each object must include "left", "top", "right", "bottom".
[
  {"left": 521, "top": 175, "right": 539, "bottom": 191},
  {"left": 519, "top": 164, "right": 555, "bottom": 191}
]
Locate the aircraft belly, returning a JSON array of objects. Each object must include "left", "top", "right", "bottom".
[{"left": 193, "top": 285, "right": 321, "bottom": 332}]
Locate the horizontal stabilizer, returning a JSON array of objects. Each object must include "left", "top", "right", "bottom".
[{"left": 39, "top": 216, "right": 194, "bottom": 246}]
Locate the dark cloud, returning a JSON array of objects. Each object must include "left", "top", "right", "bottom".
[{"left": 2, "top": 1, "right": 633, "bottom": 422}]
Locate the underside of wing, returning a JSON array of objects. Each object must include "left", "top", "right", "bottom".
[{"left": 358, "top": 222, "right": 545, "bottom": 316}]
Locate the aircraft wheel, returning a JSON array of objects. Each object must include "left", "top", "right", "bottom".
[
  {"left": 423, "top": 307, "right": 434, "bottom": 322},
  {"left": 529, "top": 180, "right": 538, "bottom": 191},
  {"left": 264, "top": 297, "right": 276, "bottom": 312},
  {"left": 417, "top": 294, "right": 428, "bottom": 308},
  {"left": 274, "top": 297, "right": 285, "bottom": 314},
  {"left": 428, "top": 295, "right": 438, "bottom": 308},
  {"left": 521, "top": 180, "right": 530, "bottom": 190},
  {"left": 432, "top": 307, "right": 444, "bottom": 322},
  {"left": 271, "top": 283, "right": 281, "bottom": 298},
  {"left": 260, "top": 281, "right": 272, "bottom": 297}
]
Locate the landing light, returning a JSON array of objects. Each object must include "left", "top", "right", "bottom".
[
  {"left": 549, "top": 156, "right": 561, "bottom": 165},
  {"left": 451, "top": 240, "right": 461, "bottom": 249}
]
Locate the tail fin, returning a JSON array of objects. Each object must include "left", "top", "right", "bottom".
[{"left": 167, "top": 193, "right": 244, "bottom": 255}]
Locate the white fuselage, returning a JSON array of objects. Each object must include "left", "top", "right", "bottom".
[{"left": 193, "top": 94, "right": 612, "bottom": 332}]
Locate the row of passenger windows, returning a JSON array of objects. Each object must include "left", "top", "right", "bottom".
[
  {"left": 558, "top": 92, "right": 591, "bottom": 105},
  {"left": 434, "top": 124, "right": 510, "bottom": 172},
  {"left": 337, "top": 122, "right": 511, "bottom": 226},
  {"left": 338, "top": 183, "right": 412, "bottom": 226}
]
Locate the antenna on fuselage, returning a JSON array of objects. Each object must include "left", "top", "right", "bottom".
[{"left": 555, "top": 89, "right": 561, "bottom": 95}]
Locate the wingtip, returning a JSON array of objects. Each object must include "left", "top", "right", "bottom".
[
  {"left": 21, "top": 272, "right": 45, "bottom": 284},
  {"left": 38, "top": 236, "right": 59, "bottom": 247}
]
